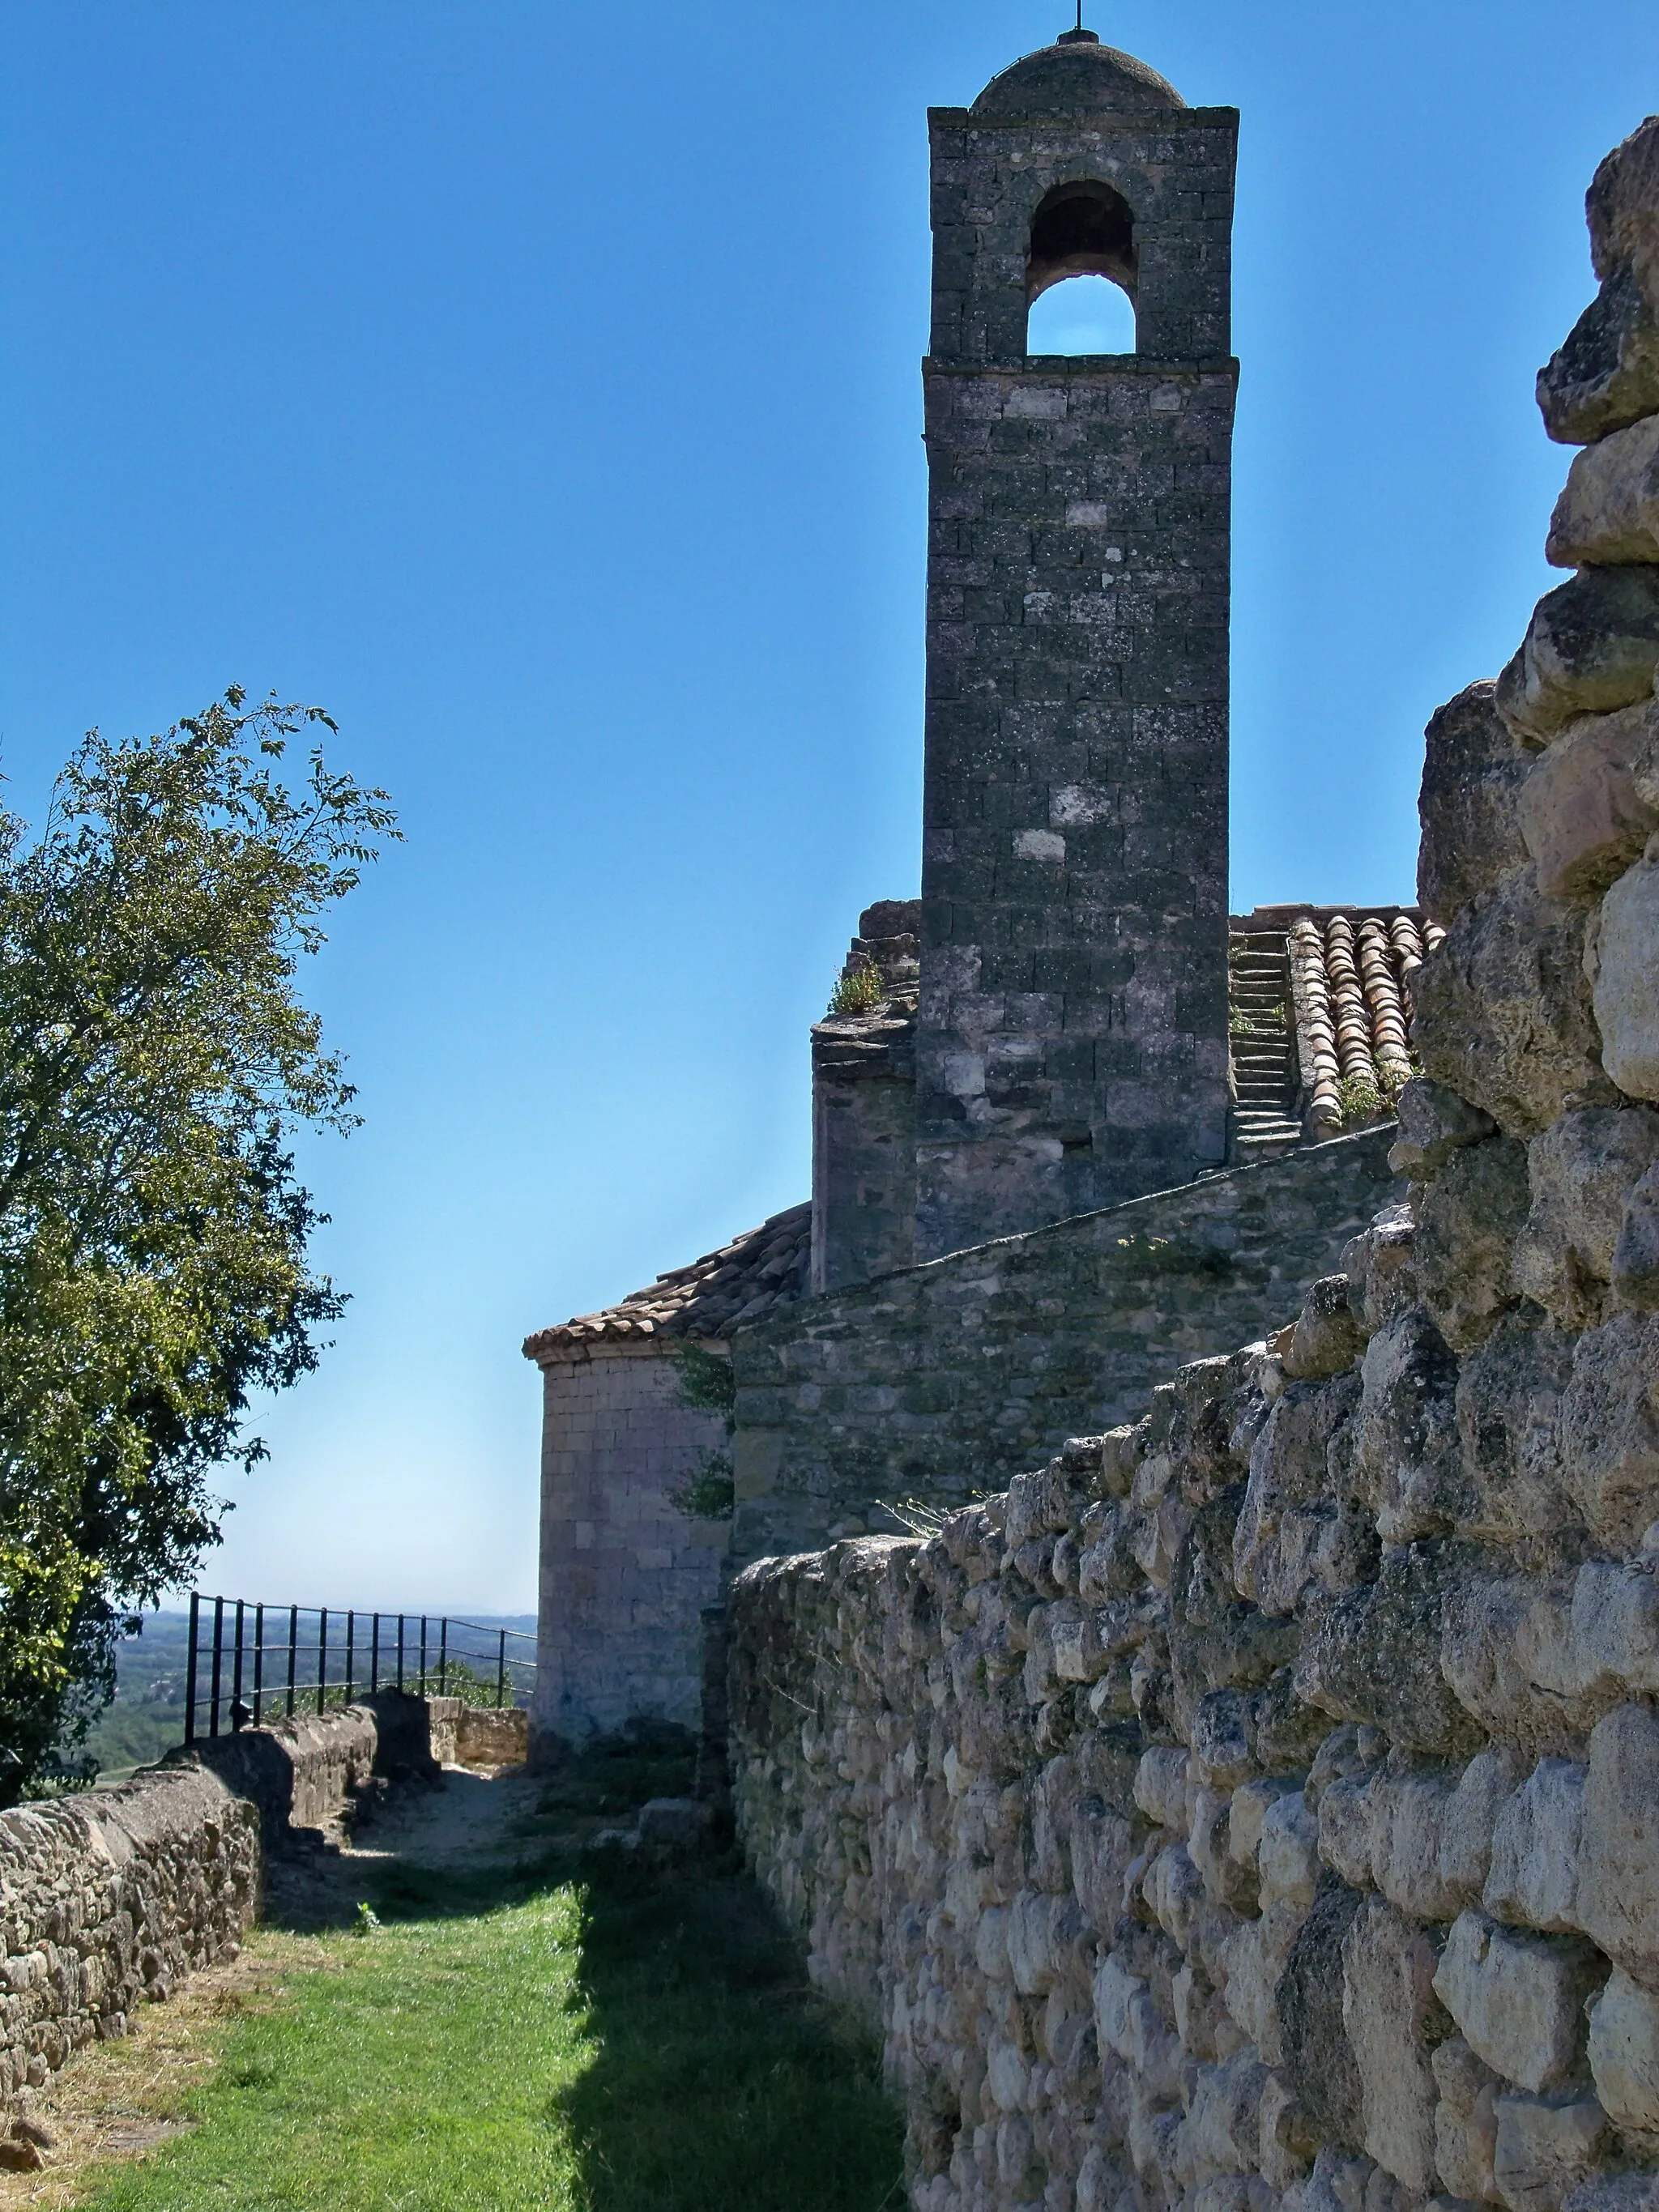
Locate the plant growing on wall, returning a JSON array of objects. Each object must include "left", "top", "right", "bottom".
[
  {"left": 667, "top": 1341, "right": 736, "bottom": 1519},
  {"left": 0, "top": 691, "right": 397, "bottom": 1801},
  {"left": 827, "top": 959, "right": 884, "bottom": 1017}
]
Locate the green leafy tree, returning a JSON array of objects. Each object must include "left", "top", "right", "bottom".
[{"left": 0, "top": 689, "right": 396, "bottom": 1801}]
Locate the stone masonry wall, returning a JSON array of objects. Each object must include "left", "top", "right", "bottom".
[
  {"left": 728, "top": 111, "right": 1659, "bottom": 2212},
  {"left": 0, "top": 1687, "right": 514, "bottom": 2122},
  {"left": 731, "top": 1127, "right": 1400, "bottom": 1568},
  {"left": 0, "top": 1764, "right": 258, "bottom": 2106},
  {"left": 532, "top": 1342, "right": 731, "bottom": 1750}
]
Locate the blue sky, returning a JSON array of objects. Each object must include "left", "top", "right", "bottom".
[{"left": 1, "top": 2, "right": 1654, "bottom": 1612}]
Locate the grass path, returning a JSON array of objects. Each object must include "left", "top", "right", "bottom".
[{"left": 20, "top": 1745, "right": 904, "bottom": 2212}]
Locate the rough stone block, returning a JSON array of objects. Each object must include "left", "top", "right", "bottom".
[
  {"left": 1585, "top": 1966, "right": 1659, "bottom": 2129},
  {"left": 1434, "top": 2034, "right": 1502, "bottom": 2202},
  {"left": 1592, "top": 855, "right": 1659, "bottom": 1103},
  {"left": 1341, "top": 1895, "right": 1447, "bottom": 2195},
  {"left": 1415, "top": 1140, "right": 1531, "bottom": 1353},
  {"left": 1484, "top": 1760, "right": 1586, "bottom": 1934},
  {"left": 1515, "top": 1106, "right": 1659, "bottom": 1330},
  {"left": 1433, "top": 1911, "right": 1594, "bottom": 2095},
  {"left": 1548, "top": 416, "right": 1659, "bottom": 568},
  {"left": 1497, "top": 569, "right": 1659, "bottom": 748},
  {"left": 1418, "top": 681, "right": 1533, "bottom": 925},
  {"left": 1491, "top": 2096, "right": 1609, "bottom": 2212},
  {"left": 1578, "top": 1703, "right": 1659, "bottom": 1989},
  {"left": 1413, "top": 867, "right": 1603, "bottom": 1139},
  {"left": 1518, "top": 705, "right": 1659, "bottom": 901}
]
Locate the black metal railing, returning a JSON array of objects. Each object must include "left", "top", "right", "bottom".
[{"left": 181, "top": 1594, "right": 535, "bottom": 1745}]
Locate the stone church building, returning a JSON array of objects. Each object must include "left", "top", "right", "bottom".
[{"left": 522, "top": 27, "right": 1434, "bottom": 1753}]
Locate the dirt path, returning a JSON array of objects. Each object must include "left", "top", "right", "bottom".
[{"left": 0, "top": 1762, "right": 539, "bottom": 2208}]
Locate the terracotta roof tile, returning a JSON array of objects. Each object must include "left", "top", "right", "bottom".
[{"left": 522, "top": 1202, "right": 812, "bottom": 1363}]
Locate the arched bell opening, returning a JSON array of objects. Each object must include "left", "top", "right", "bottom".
[{"left": 1026, "top": 178, "right": 1137, "bottom": 355}]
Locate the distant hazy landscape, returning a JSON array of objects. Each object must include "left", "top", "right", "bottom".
[{"left": 86, "top": 1611, "right": 538, "bottom": 1778}]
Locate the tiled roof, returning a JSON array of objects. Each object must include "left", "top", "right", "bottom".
[
  {"left": 522, "top": 1202, "right": 812, "bottom": 1362},
  {"left": 1232, "top": 904, "right": 1444, "bottom": 1142}
]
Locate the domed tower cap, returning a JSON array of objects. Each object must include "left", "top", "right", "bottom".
[{"left": 971, "top": 36, "right": 1185, "bottom": 118}]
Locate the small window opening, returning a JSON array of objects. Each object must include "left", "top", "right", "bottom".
[{"left": 1026, "top": 178, "right": 1137, "bottom": 356}]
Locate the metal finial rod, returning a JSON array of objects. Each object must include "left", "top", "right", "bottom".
[{"left": 1076, "top": 0, "right": 1083, "bottom": 26}]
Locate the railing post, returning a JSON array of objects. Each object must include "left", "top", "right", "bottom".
[
  {"left": 497, "top": 1629, "right": 507, "bottom": 1708},
  {"left": 208, "top": 1596, "right": 224, "bottom": 1739},
  {"left": 397, "top": 1613, "right": 404, "bottom": 1690},
  {"left": 232, "top": 1600, "right": 245, "bottom": 1727},
  {"left": 253, "top": 1603, "right": 264, "bottom": 1728},
  {"left": 420, "top": 1616, "right": 428, "bottom": 1695},
  {"left": 287, "top": 1603, "right": 298, "bottom": 1718},
  {"left": 438, "top": 1617, "right": 447, "bottom": 1697},
  {"left": 318, "top": 1607, "right": 328, "bottom": 1715},
  {"left": 344, "top": 1610, "right": 355, "bottom": 1707},
  {"left": 184, "top": 1592, "right": 199, "bottom": 1746},
  {"left": 370, "top": 1613, "right": 380, "bottom": 1694}
]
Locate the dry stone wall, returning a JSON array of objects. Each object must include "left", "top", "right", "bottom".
[
  {"left": 0, "top": 1686, "right": 510, "bottom": 2118},
  {"left": 0, "top": 1765, "right": 258, "bottom": 2104},
  {"left": 729, "top": 113, "right": 1659, "bottom": 2212}
]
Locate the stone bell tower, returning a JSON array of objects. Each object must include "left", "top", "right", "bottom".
[{"left": 913, "top": 29, "right": 1240, "bottom": 1260}]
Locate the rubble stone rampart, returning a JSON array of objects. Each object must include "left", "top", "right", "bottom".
[{"left": 729, "top": 113, "right": 1659, "bottom": 2212}]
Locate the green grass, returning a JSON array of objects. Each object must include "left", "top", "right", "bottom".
[{"left": 74, "top": 1764, "right": 904, "bottom": 2211}]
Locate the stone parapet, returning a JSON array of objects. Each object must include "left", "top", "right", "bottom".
[{"left": 731, "top": 1127, "right": 1400, "bottom": 1566}]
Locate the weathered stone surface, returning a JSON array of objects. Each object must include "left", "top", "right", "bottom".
[
  {"left": 1537, "top": 264, "right": 1659, "bottom": 448},
  {"left": 1415, "top": 1140, "right": 1531, "bottom": 1352},
  {"left": 1585, "top": 1966, "right": 1659, "bottom": 2129},
  {"left": 1298, "top": 1547, "right": 1482, "bottom": 1758},
  {"left": 1287, "top": 1274, "right": 1367, "bottom": 1382},
  {"left": 1485, "top": 1761, "right": 1588, "bottom": 1933},
  {"left": 1433, "top": 1911, "right": 1595, "bottom": 2095},
  {"left": 1586, "top": 116, "right": 1659, "bottom": 305},
  {"left": 1418, "top": 682, "right": 1532, "bottom": 924},
  {"left": 1515, "top": 1107, "right": 1659, "bottom": 1330},
  {"left": 1345, "top": 1204, "right": 1422, "bottom": 1336},
  {"left": 1612, "top": 1161, "right": 1659, "bottom": 1311},
  {"left": 1492, "top": 2095, "right": 1610, "bottom": 2212},
  {"left": 1544, "top": 116, "right": 1659, "bottom": 447},
  {"left": 1453, "top": 1315, "right": 1577, "bottom": 1554},
  {"left": 1576, "top": 1703, "right": 1659, "bottom": 1989},
  {"left": 1413, "top": 868, "right": 1603, "bottom": 1138},
  {"left": 1342, "top": 1896, "right": 1448, "bottom": 2193},
  {"left": 1548, "top": 416, "right": 1659, "bottom": 567},
  {"left": 1496, "top": 569, "right": 1659, "bottom": 747},
  {"left": 1281, "top": 1877, "right": 1368, "bottom": 2150},
  {"left": 1559, "top": 1312, "right": 1659, "bottom": 1553},
  {"left": 1351, "top": 1305, "right": 1473, "bottom": 1539},
  {"left": 733, "top": 1129, "right": 1401, "bottom": 1563},
  {"left": 1518, "top": 705, "right": 1659, "bottom": 901},
  {"left": 1434, "top": 2034, "right": 1501, "bottom": 2201},
  {"left": 1391, "top": 1078, "right": 1499, "bottom": 1182},
  {"left": 1591, "top": 856, "right": 1659, "bottom": 1104}
]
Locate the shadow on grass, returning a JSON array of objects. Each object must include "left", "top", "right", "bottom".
[
  {"left": 258, "top": 1732, "right": 906, "bottom": 2212},
  {"left": 553, "top": 1848, "right": 906, "bottom": 2212}
]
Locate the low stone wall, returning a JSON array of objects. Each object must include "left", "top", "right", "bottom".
[
  {"left": 731, "top": 1127, "right": 1401, "bottom": 1566},
  {"left": 428, "top": 1698, "right": 528, "bottom": 1767},
  {"left": 0, "top": 1689, "right": 518, "bottom": 2116},
  {"left": 0, "top": 1763, "right": 259, "bottom": 2103}
]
